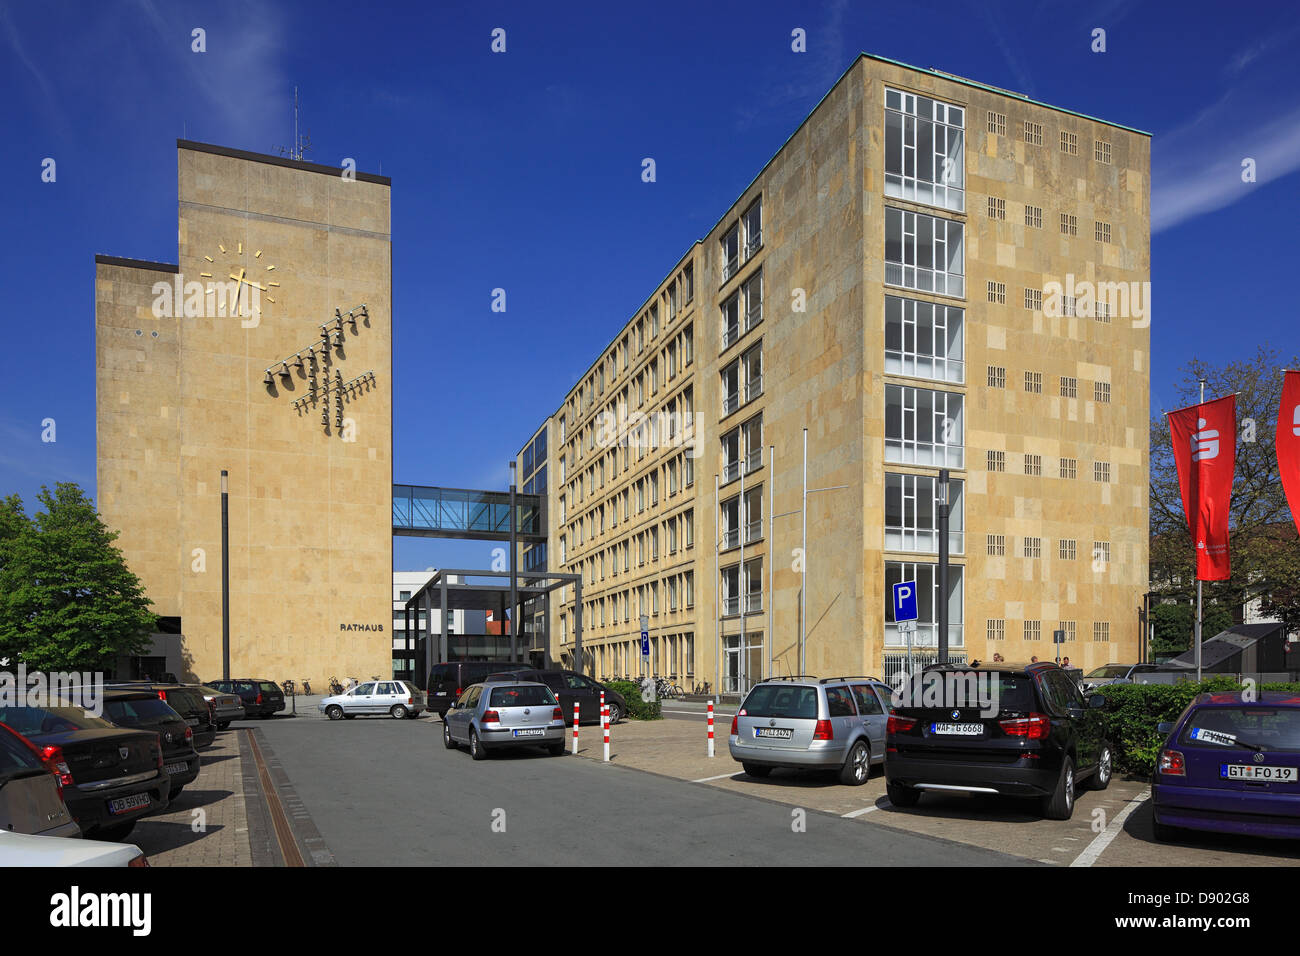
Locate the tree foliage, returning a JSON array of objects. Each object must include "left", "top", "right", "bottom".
[
  {"left": 1150, "top": 347, "right": 1300, "bottom": 632},
  {"left": 0, "top": 483, "right": 155, "bottom": 671}
]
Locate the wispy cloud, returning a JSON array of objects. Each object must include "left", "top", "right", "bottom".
[{"left": 0, "top": 4, "right": 72, "bottom": 139}]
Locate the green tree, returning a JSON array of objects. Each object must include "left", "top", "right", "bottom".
[
  {"left": 1150, "top": 347, "right": 1300, "bottom": 632},
  {"left": 1150, "top": 602, "right": 1235, "bottom": 656},
  {"left": 0, "top": 483, "right": 155, "bottom": 671}
]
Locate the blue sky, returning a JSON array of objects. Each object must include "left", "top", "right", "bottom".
[{"left": 2, "top": 0, "right": 1298, "bottom": 575}]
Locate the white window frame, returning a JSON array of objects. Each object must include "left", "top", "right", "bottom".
[{"left": 885, "top": 295, "right": 965, "bottom": 384}]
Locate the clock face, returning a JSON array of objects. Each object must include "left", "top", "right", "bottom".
[{"left": 198, "top": 241, "right": 280, "bottom": 319}]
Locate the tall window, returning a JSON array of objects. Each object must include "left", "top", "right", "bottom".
[
  {"left": 885, "top": 295, "right": 964, "bottom": 384},
  {"left": 884, "top": 561, "right": 964, "bottom": 648},
  {"left": 721, "top": 225, "right": 741, "bottom": 282},
  {"left": 721, "top": 360, "right": 741, "bottom": 416},
  {"left": 885, "top": 384, "right": 964, "bottom": 468},
  {"left": 743, "top": 271, "right": 763, "bottom": 332},
  {"left": 743, "top": 344, "right": 763, "bottom": 402},
  {"left": 721, "top": 565, "right": 740, "bottom": 615},
  {"left": 885, "top": 473, "right": 964, "bottom": 555},
  {"left": 885, "top": 207, "right": 965, "bottom": 297},
  {"left": 884, "top": 87, "right": 965, "bottom": 212},
  {"left": 743, "top": 200, "right": 763, "bottom": 259},
  {"left": 721, "top": 428, "right": 741, "bottom": 482},
  {"left": 743, "top": 415, "right": 763, "bottom": 474},
  {"left": 721, "top": 293, "right": 741, "bottom": 349}
]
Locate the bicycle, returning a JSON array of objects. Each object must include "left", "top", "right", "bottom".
[
  {"left": 281, "top": 679, "right": 296, "bottom": 697},
  {"left": 328, "top": 676, "right": 345, "bottom": 695},
  {"left": 301, "top": 678, "right": 312, "bottom": 695},
  {"left": 692, "top": 680, "right": 711, "bottom": 696}
]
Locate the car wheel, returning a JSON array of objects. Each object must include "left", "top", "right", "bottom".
[
  {"left": 217, "top": 722, "right": 230, "bottom": 730},
  {"left": 470, "top": 728, "right": 488, "bottom": 761},
  {"left": 1089, "top": 743, "right": 1113, "bottom": 791},
  {"left": 840, "top": 741, "right": 871, "bottom": 786},
  {"left": 742, "top": 762, "right": 771, "bottom": 778},
  {"left": 548, "top": 742, "right": 565, "bottom": 756},
  {"left": 442, "top": 721, "right": 457, "bottom": 750},
  {"left": 607, "top": 702, "right": 624, "bottom": 724},
  {"left": 390, "top": 704, "right": 408, "bottom": 719},
  {"left": 1043, "top": 757, "right": 1076, "bottom": 820},
  {"left": 886, "top": 781, "right": 920, "bottom": 807},
  {"left": 326, "top": 705, "right": 344, "bottom": 721},
  {"left": 94, "top": 821, "right": 137, "bottom": 842}
]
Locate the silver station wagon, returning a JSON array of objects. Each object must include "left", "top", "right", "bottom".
[
  {"left": 442, "top": 681, "right": 566, "bottom": 759},
  {"left": 319, "top": 680, "right": 426, "bottom": 720},
  {"left": 729, "top": 677, "right": 893, "bottom": 785}
]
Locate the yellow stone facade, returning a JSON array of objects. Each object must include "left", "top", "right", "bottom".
[
  {"left": 96, "top": 142, "right": 393, "bottom": 685},
  {"left": 529, "top": 55, "right": 1150, "bottom": 691}
]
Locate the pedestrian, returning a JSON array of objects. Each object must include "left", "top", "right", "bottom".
[
  {"left": 1062, "top": 656, "right": 1071, "bottom": 668},
  {"left": 992, "top": 653, "right": 1004, "bottom": 663},
  {"left": 1030, "top": 655, "right": 1038, "bottom": 664}
]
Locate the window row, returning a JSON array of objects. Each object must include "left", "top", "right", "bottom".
[
  {"left": 721, "top": 198, "right": 763, "bottom": 283},
  {"left": 985, "top": 367, "right": 1112, "bottom": 402},
  {"left": 986, "top": 109, "right": 1113, "bottom": 166},
  {"left": 595, "top": 632, "right": 695, "bottom": 682},
  {"left": 720, "top": 557, "right": 764, "bottom": 615},
  {"left": 985, "top": 452, "right": 1110, "bottom": 482},
  {"left": 578, "top": 571, "right": 698, "bottom": 630},
  {"left": 985, "top": 535, "right": 1112, "bottom": 564},
  {"left": 985, "top": 620, "right": 1111, "bottom": 642}
]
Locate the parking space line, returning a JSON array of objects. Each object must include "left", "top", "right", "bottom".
[
  {"left": 842, "top": 806, "right": 879, "bottom": 818},
  {"left": 692, "top": 772, "right": 738, "bottom": 783},
  {"left": 1069, "top": 789, "right": 1150, "bottom": 868}
]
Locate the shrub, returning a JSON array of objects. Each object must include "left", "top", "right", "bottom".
[
  {"left": 1098, "top": 678, "right": 1300, "bottom": 777},
  {"left": 604, "top": 680, "right": 662, "bottom": 720}
]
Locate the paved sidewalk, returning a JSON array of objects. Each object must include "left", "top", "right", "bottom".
[{"left": 129, "top": 729, "right": 253, "bottom": 866}]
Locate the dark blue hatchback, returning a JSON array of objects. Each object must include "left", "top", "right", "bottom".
[{"left": 1152, "top": 691, "right": 1300, "bottom": 841}]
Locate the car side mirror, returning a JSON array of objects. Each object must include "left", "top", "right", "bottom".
[
  {"left": 1088, "top": 694, "right": 1107, "bottom": 709},
  {"left": 1157, "top": 721, "right": 1172, "bottom": 734}
]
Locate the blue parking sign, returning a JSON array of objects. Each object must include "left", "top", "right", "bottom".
[
  {"left": 893, "top": 581, "right": 918, "bottom": 622},
  {"left": 641, "top": 630, "right": 650, "bottom": 657}
]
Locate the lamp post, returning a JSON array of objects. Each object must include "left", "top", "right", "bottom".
[
  {"left": 509, "top": 460, "right": 518, "bottom": 663},
  {"left": 220, "top": 469, "right": 230, "bottom": 681},
  {"left": 937, "top": 468, "right": 950, "bottom": 664}
]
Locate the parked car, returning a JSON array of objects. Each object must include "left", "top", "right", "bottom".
[
  {"left": 1081, "top": 662, "right": 1166, "bottom": 691},
  {"left": 885, "top": 661, "right": 1112, "bottom": 819},
  {"left": 207, "top": 679, "right": 286, "bottom": 719},
  {"left": 442, "top": 681, "right": 566, "bottom": 759},
  {"left": 1151, "top": 690, "right": 1300, "bottom": 841},
  {"left": 196, "top": 685, "right": 245, "bottom": 729},
  {"left": 108, "top": 683, "right": 217, "bottom": 749},
  {"left": 0, "top": 723, "right": 81, "bottom": 838},
  {"left": 489, "top": 669, "right": 628, "bottom": 725},
  {"left": 426, "top": 662, "right": 537, "bottom": 717},
  {"left": 100, "top": 689, "right": 201, "bottom": 797},
  {"left": 728, "top": 676, "right": 892, "bottom": 785},
  {"left": 0, "top": 830, "right": 148, "bottom": 866},
  {"left": 0, "top": 704, "right": 169, "bottom": 841},
  {"left": 319, "top": 680, "right": 426, "bottom": 720}
]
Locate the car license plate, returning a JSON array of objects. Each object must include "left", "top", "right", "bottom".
[
  {"left": 932, "top": 722, "right": 983, "bottom": 736},
  {"left": 185, "top": 717, "right": 199, "bottom": 727},
  {"left": 165, "top": 762, "right": 189, "bottom": 775},
  {"left": 513, "top": 729, "right": 544, "bottom": 737},
  {"left": 754, "top": 727, "right": 793, "bottom": 739},
  {"left": 1221, "top": 764, "right": 1298, "bottom": 782},
  {"left": 107, "top": 793, "right": 151, "bottom": 815}
]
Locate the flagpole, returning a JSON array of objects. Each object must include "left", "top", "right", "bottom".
[{"left": 1196, "top": 379, "right": 1205, "bottom": 683}]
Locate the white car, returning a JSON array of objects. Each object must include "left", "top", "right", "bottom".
[
  {"left": 0, "top": 831, "right": 148, "bottom": 867},
  {"left": 318, "top": 680, "right": 426, "bottom": 720}
]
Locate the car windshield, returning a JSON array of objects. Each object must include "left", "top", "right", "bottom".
[
  {"left": 1085, "top": 665, "right": 1132, "bottom": 678},
  {"left": 258, "top": 682, "right": 279, "bottom": 693},
  {"left": 0, "top": 728, "right": 42, "bottom": 779},
  {"left": 742, "top": 685, "right": 818, "bottom": 719},
  {"left": 104, "top": 697, "right": 179, "bottom": 726},
  {"left": 489, "top": 686, "right": 557, "bottom": 707},
  {"left": 1180, "top": 707, "right": 1300, "bottom": 752}
]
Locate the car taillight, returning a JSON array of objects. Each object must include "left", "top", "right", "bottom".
[
  {"left": 39, "top": 745, "right": 74, "bottom": 788},
  {"left": 455, "top": 687, "right": 463, "bottom": 696},
  {"left": 553, "top": 707, "right": 563, "bottom": 720},
  {"left": 407, "top": 697, "right": 414, "bottom": 705},
  {"left": 256, "top": 693, "right": 263, "bottom": 705},
  {"left": 481, "top": 710, "right": 500, "bottom": 723},
  {"left": 730, "top": 715, "right": 738, "bottom": 735},
  {"left": 184, "top": 726, "right": 194, "bottom": 742},
  {"left": 128, "top": 854, "right": 150, "bottom": 867},
  {"left": 999, "top": 713, "right": 1052, "bottom": 740},
  {"left": 157, "top": 690, "right": 167, "bottom": 701},
  {"left": 813, "top": 720, "right": 834, "bottom": 740},
  {"left": 1158, "top": 749, "right": 1186, "bottom": 776},
  {"left": 887, "top": 715, "right": 917, "bottom": 734}
]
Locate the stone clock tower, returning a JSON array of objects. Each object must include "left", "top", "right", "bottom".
[{"left": 95, "top": 141, "right": 393, "bottom": 685}]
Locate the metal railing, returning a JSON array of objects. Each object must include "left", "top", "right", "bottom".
[
  {"left": 721, "top": 595, "right": 740, "bottom": 615},
  {"left": 745, "top": 375, "right": 763, "bottom": 401},
  {"left": 722, "top": 321, "right": 740, "bottom": 349},
  {"left": 722, "top": 391, "right": 740, "bottom": 415},
  {"left": 722, "top": 460, "right": 742, "bottom": 483}
]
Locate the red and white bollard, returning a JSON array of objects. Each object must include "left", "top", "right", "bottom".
[
  {"left": 707, "top": 701, "right": 715, "bottom": 758},
  {"left": 572, "top": 701, "right": 580, "bottom": 754},
  {"left": 602, "top": 699, "right": 610, "bottom": 762}
]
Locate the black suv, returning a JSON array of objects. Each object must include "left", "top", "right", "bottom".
[
  {"left": 488, "top": 669, "right": 628, "bottom": 725},
  {"left": 208, "top": 679, "right": 286, "bottom": 719},
  {"left": 101, "top": 689, "right": 201, "bottom": 796},
  {"left": 108, "top": 683, "right": 217, "bottom": 749},
  {"left": 426, "top": 662, "right": 537, "bottom": 718},
  {"left": 885, "top": 661, "right": 1111, "bottom": 820}
]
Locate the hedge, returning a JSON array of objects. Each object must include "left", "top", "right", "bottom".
[
  {"left": 603, "top": 680, "right": 662, "bottom": 720},
  {"left": 1097, "top": 678, "right": 1300, "bottom": 777}
]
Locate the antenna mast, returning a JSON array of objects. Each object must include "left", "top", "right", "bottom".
[{"left": 276, "top": 87, "right": 312, "bottom": 161}]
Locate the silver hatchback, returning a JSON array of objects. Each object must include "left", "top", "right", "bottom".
[
  {"left": 442, "top": 681, "right": 566, "bottom": 760},
  {"left": 320, "top": 680, "right": 426, "bottom": 720},
  {"left": 729, "top": 677, "right": 892, "bottom": 785}
]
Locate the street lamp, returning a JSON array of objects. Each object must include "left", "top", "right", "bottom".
[
  {"left": 221, "top": 469, "right": 230, "bottom": 681},
  {"left": 937, "top": 468, "right": 950, "bottom": 664},
  {"left": 508, "top": 460, "right": 517, "bottom": 663}
]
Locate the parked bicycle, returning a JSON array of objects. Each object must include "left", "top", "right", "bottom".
[
  {"left": 281, "top": 679, "right": 296, "bottom": 697},
  {"left": 328, "top": 676, "right": 345, "bottom": 695},
  {"left": 692, "top": 680, "right": 711, "bottom": 695},
  {"left": 301, "top": 678, "right": 312, "bottom": 695}
]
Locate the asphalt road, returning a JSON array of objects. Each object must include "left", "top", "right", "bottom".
[{"left": 255, "top": 714, "right": 1033, "bottom": 867}]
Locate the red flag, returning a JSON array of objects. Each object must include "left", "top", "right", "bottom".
[
  {"left": 1277, "top": 370, "right": 1300, "bottom": 537},
  {"left": 1168, "top": 394, "right": 1236, "bottom": 580}
]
